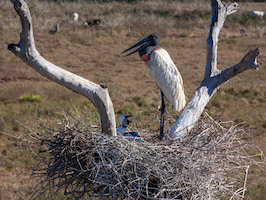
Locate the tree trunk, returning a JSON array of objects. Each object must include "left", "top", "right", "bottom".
[
  {"left": 168, "top": 0, "right": 260, "bottom": 140},
  {"left": 8, "top": 0, "right": 116, "bottom": 136}
]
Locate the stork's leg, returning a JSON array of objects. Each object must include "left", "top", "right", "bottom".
[{"left": 160, "top": 90, "right": 165, "bottom": 140}]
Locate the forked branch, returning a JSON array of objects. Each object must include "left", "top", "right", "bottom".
[
  {"left": 8, "top": 0, "right": 116, "bottom": 136},
  {"left": 168, "top": 0, "right": 260, "bottom": 140}
]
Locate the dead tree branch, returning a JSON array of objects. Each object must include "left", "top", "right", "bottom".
[
  {"left": 168, "top": 0, "right": 260, "bottom": 140},
  {"left": 7, "top": 0, "right": 116, "bottom": 136}
]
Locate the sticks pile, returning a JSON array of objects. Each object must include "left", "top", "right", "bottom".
[{"left": 30, "top": 117, "right": 265, "bottom": 199}]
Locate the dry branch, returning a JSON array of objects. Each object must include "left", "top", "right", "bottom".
[
  {"left": 168, "top": 0, "right": 260, "bottom": 140},
  {"left": 8, "top": 0, "right": 116, "bottom": 136}
]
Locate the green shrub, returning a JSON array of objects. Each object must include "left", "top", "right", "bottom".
[{"left": 19, "top": 94, "right": 42, "bottom": 103}]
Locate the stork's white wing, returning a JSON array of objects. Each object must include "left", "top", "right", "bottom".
[{"left": 146, "top": 48, "right": 186, "bottom": 112}]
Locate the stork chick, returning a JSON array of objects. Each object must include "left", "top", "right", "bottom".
[{"left": 116, "top": 115, "right": 139, "bottom": 137}]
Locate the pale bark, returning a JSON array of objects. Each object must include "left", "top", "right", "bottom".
[
  {"left": 168, "top": 0, "right": 260, "bottom": 140},
  {"left": 8, "top": 0, "right": 117, "bottom": 136}
]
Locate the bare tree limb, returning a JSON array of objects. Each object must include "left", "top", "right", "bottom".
[
  {"left": 168, "top": 0, "right": 260, "bottom": 140},
  {"left": 205, "top": 0, "right": 239, "bottom": 78},
  {"left": 8, "top": 0, "right": 116, "bottom": 136}
]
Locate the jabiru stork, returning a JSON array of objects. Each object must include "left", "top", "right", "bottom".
[
  {"left": 121, "top": 34, "right": 186, "bottom": 140},
  {"left": 116, "top": 115, "right": 140, "bottom": 137}
]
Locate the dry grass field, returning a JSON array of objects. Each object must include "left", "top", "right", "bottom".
[{"left": 0, "top": 0, "right": 265, "bottom": 199}]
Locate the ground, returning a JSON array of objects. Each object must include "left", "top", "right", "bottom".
[{"left": 0, "top": 0, "right": 265, "bottom": 199}]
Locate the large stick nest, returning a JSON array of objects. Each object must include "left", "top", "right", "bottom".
[{"left": 29, "top": 115, "right": 265, "bottom": 200}]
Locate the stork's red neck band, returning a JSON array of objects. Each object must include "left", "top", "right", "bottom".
[{"left": 140, "top": 47, "right": 160, "bottom": 62}]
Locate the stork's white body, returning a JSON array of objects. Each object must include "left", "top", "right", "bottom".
[{"left": 146, "top": 48, "right": 186, "bottom": 112}]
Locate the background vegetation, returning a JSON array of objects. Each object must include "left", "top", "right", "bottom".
[{"left": 0, "top": 0, "right": 265, "bottom": 199}]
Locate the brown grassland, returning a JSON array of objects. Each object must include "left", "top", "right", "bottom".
[{"left": 0, "top": 0, "right": 265, "bottom": 199}]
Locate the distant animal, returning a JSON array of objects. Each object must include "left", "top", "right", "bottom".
[
  {"left": 83, "top": 19, "right": 101, "bottom": 27},
  {"left": 49, "top": 24, "right": 59, "bottom": 34},
  {"left": 72, "top": 13, "right": 79, "bottom": 21},
  {"left": 239, "top": 29, "right": 246, "bottom": 37},
  {"left": 126, "top": 26, "right": 132, "bottom": 37},
  {"left": 122, "top": 34, "right": 186, "bottom": 140},
  {"left": 251, "top": 11, "right": 265, "bottom": 19},
  {"left": 116, "top": 115, "right": 140, "bottom": 137}
]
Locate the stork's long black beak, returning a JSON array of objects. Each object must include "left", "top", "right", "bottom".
[
  {"left": 125, "top": 115, "right": 132, "bottom": 119},
  {"left": 125, "top": 115, "right": 132, "bottom": 124},
  {"left": 121, "top": 36, "right": 150, "bottom": 57}
]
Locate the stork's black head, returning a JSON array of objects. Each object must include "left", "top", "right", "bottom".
[
  {"left": 121, "top": 34, "right": 160, "bottom": 57},
  {"left": 120, "top": 114, "right": 132, "bottom": 128}
]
